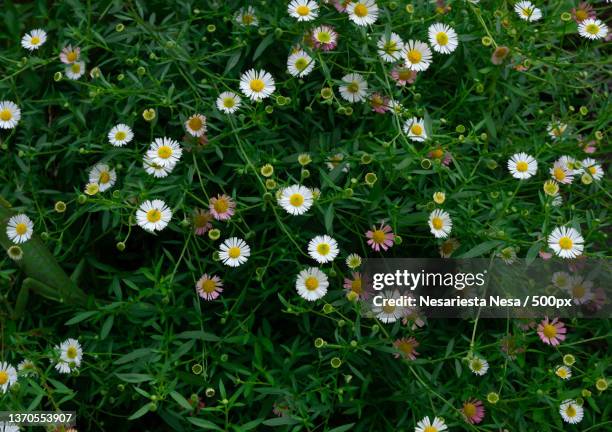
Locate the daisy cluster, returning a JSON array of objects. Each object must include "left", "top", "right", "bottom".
[{"left": 1, "top": 0, "right": 610, "bottom": 429}]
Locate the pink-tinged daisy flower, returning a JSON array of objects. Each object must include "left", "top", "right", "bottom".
[
  {"left": 60, "top": 45, "right": 80, "bottom": 64},
  {"left": 393, "top": 337, "right": 419, "bottom": 360},
  {"left": 550, "top": 161, "right": 574, "bottom": 184},
  {"left": 571, "top": 2, "right": 595, "bottom": 23},
  {"left": 331, "top": 0, "right": 351, "bottom": 12},
  {"left": 366, "top": 223, "right": 395, "bottom": 251},
  {"left": 461, "top": 399, "right": 485, "bottom": 424},
  {"left": 195, "top": 274, "right": 223, "bottom": 300},
  {"left": 209, "top": 194, "right": 236, "bottom": 221},
  {"left": 537, "top": 317, "right": 567, "bottom": 346},
  {"left": 192, "top": 209, "right": 213, "bottom": 235},
  {"left": 311, "top": 25, "right": 338, "bottom": 51},
  {"left": 391, "top": 67, "right": 417, "bottom": 86},
  {"left": 369, "top": 93, "right": 389, "bottom": 114},
  {"left": 343, "top": 272, "right": 369, "bottom": 299}
]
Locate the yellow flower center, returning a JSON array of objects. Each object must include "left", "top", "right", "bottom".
[
  {"left": 463, "top": 403, "right": 477, "bottom": 418},
  {"left": 423, "top": 427, "right": 438, "bottom": 432},
  {"left": 0, "top": 109, "right": 13, "bottom": 121},
  {"left": 201, "top": 279, "right": 217, "bottom": 293},
  {"left": 542, "top": 323, "right": 557, "bottom": 339},
  {"left": 146, "top": 209, "right": 161, "bottom": 223},
  {"left": 522, "top": 7, "right": 533, "bottom": 16},
  {"left": 67, "top": 51, "right": 77, "bottom": 62},
  {"left": 398, "top": 69, "right": 413, "bottom": 80},
  {"left": 572, "top": 283, "right": 585, "bottom": 298},
  {"left": 98, "top": 171, "right": 110, "bottom": 184},
  {"left": 372, "top": 229, "right": 386, "bottom": 244},
  {"left": 223, "top": 97, "right": 235, "bottom": 108},
  {"left": 354, "top": 3, "right": 368, "bottom": 17},
  {"left": 586, "top": 23, "right": 600, "bottom": 35},
  {"left": 194, "top": 213, "right": 211, "bottom": 227},
  {"left": 575, "top": 10, "right": 587, "bottom": 21},
  {"left": 471, "top": 360, "right": 483, "bottom": 371},
  {"left": 114, "top": 131, "right": 126, "bottom": 141},
  {"left": 558, "top": 236, "right": 573, "bottom": 250},
  {"left": 188, "top": 116, "right": 203, "bottom": 131},
  {"left": 294, "top": 58, "right": 309, "bottom": 71},
  {"left": 317, "top": 243, "right": 330, "bottom": 256},
  {"left": 242, "top": 14, "right": 254, "bottom": 25},
  {"left": 588, "top": 166, "right": 597, "bottom": 175},
  {"left": 347, "top": 82, "right": 360, "bottom": 93},
  {"left": 71, "top": 63, "right": 81, "bottom": 73},
  {"left": 289, "top": 193, "right": 304, "bottom": 207},
  {"left": 15, "top": 223, "right": 28, "bottom": 235},
  {"left": 0, "top": 371, "right": 8, "bottom": 385},
  {"left": 317, "top": 31, "right": 331, "bottom": 43},
  {"left": 432, "top": 217, "right": 443, "bottom": 230},
  {"left": 410, "top": 124, "right": 423, "bottom": 135},
  {"left": 516, "top": 161, "right": 529, "bottom": 172},
  {"left": 157, "top": 145, "right": 173, "bottom": 159},
  {"left": 382, "top": 304, "right": 395, "bottom": 314},
  {"left": 553, "top": 167, "right": 566, "bottom": 181},
  {"left": 228, "top": 246, "right": 241, "bottom": 259},
  {"left": 213, "top": 199, "right": 229, "bottom": 213},
  {"left": 67, "top": 346, "right": 78, "bottom": 359},
  {"left": 305, "top": 276, "right": 319, "bottom": 291},
  {"left": 250, "top": 79, "right": 265, "bottom": 92},
  {"left": 350, "top": 279, "right": 362, "bottom": 294},
  {"left": 31, "top": 36, "right": 41, "bottom": 45},
  {"left": 557, "top": 368, "right": 569, "bottom": 378},
  {"left": 384, "top": 40, "right": 397, "bottom": 54},
  {"left": 441, "top": 242, "right": 454, "bottom": 255},
  {"left": 436, "top": 32, "right": 449, "bottom": 45},
  {"left": 407, "top": 49, "right": 422, "bottom": 63},
  {"left": 296, "top": 5, "right": 310, "bottom": 16},
  {"left": 566, "top": 405, "right": 577, "bottom": 417},
  {"left": 398, "top": 340, "right": 414, "bottom": 355}
]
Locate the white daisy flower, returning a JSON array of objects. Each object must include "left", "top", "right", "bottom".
[
  {"left": 468, "top": 356, "right": 489, "bottom": 375},
  {"left": 403, "top": 117, "right": 427, "bottom": 141},
  {"left": 288, "top": 0, "right": 319, "bottom": 21},
  {"left": 0, "top": 101, "right": 21, "bottom": 129},
  {"left": 146, "top": 137, "right": 183, "bottom": 168},
  {"left": 551, "top": 271, "right": 571, "bottom": 289},
  {"left": 507, "top": 153, "right": 537, "bottom": 179},
  {"left": 219, "top": 237, "right": 251, "bottom": 267},
  {"left": 278, "top": 185, "right": 314, "bottom": 215},
  {"left": 17, "top": 359, "right": 36, "bottom": 375},
  {"left": 235, "top": 6, "right": 258, "bottom": 27},
  {"left": 548, "top": 226, "right": 584, "bottom": 259},
  {"left": 136, "top": 199, "right": 172, "bottom": 232},
  {"left": 581, "top": 158, "right": 604, "bottom": 181},
  {"left": 339, "top": 73, "right": 368, "bottom": 103},
  {"left": 216, "top": 91, "right": 242, "bottom": 114},
  {"left": 566, "top": 276, "right": 594, "bottom": 305},
  {"left": 296, "top": 267, "right": 329, "bottom": 301},
  {"left": 108, "top": 124, "right": 134, "bottom": 147},
  {"left": 287, "top": 50, "right": 315, "bottom": 78},
  {"left": 6, "top": 214, "right": 34, "bottom": 244},
  {"left": 377, "top": 32, "right": 405, "bottom": 62},
  {"left": 346, "top": 253, "right": 362, "bottom": 269},
  {"left": 346, "top": 0, "right": 379, "bottom": 26},
  {"left": 550, "top": 161, "right": 574, "bottom": 184},
  {"left": 428, "top": 23, "right": 459, "bottom": 54},
  {"left": 559, "top": 399, "right": 584, "bottom": 424},
  {"left": 185, "top": 113, "right": 207, "bottom": 137},
  {"left": 21, "top": 29, "right": 47, "bottom": 51},
  {"left": 415, "top": 416, "right": 447, "bottom": 432},
  {"left": 65, "top": 61, "right": 86, "bottom": 80},
  {"left": 558, "top": 155, "right": 579, "bottom": 171},
  {"left": 578, "top": 18, "right": 608, "bottom": 40},
  {"left": 89, "top": 163, "right": 117, "bottom": 192},
  {"left": 55, "top": 338, "right": 82, "bottom": 374},
  {"left": 402, "top": 40, "right": 433, "bottom": 71},
  {"left": 0, "top": 422, "right": 19, "bottom": 432},
  {"left": 555, "top": 365, "right": 572, "bottom": 380},
  {"left": 428, "top": 209, "right": 452, "bottom": 239},
  {"left": 308, "top": 234, "right": 339, "bottom": 264},
  {"left": 0, "top": 362, "right": 17, "bottom": 393},
  {"left": 514, "top": 1, "right": 542, "bottom": 21},
  {"left": 143, "top": 155, "right": 173, "bottom": 178},
  {"left": 547, "top": 121, "right": 568, "bottom": 140},
  {"left": 239, "top": 69, "right": 275, "bottom": 101},
  {"left": 371, "top": 290, "right": 406, "bottom": 323}
]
